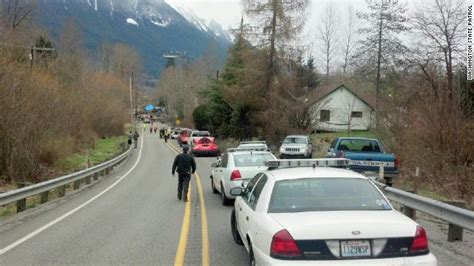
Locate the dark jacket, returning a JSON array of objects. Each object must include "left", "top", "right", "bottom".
[{"left": 172, "top": 153, "right": 196, "bottom": 175}]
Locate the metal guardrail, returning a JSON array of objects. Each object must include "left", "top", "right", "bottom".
[
  {"left": 0, "top": 145, "right": 133, "bottom": 208},
  {"left": 375, "top": 181, "right": 474, "bottom": 241}
]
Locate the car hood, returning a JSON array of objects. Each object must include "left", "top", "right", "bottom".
[{"left": 269, "top": 211, "right": 416, "bottom": 239}]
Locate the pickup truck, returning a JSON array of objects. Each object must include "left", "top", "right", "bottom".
[{"left": 326, "top": 137, "right": 399, "bottom": 180}]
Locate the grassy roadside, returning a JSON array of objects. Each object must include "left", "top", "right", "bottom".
[
  {"left": 0, "top": 135, "right": 128, "bottom": 218},
  {"left": 54, "top": 135, "right": 127, "bottom": 174}
]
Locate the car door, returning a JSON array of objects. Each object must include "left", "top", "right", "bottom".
[
  {"left": 237, "top": 174, "right": 264, "bottom": 249},
  {"left": 216, "top": 153, "right": 229, "bottom": 193}
]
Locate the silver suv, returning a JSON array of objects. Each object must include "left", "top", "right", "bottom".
[{"left": 279, "top": 135, "right": 313, "bottom": 158}]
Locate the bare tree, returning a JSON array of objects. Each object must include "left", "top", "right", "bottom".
[
  {"left": 341, "top": 6, "right": 357, "bottom": 74},
  {"left": 243, "top": 0, "right": 309, "bottom": 94},
  {"left": 319, "top": 3, "right": 338, "bottom": 79},
  {"left": 355, "top": 0, "right": 408, "bottom": 113},
  {"left": 1, "top": 0, "right": 35, "bottom": 30},
  {"left": 411, "top": 0, "right": 465, "bottom": 99}
]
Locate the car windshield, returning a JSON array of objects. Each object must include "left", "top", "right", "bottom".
[
  {"left": 194, "top": 131, "right": 210, "bottom": 137},
  {"left": 198, "top": 138, "right": 212, "bottom": 144},
  {"left": 283, "top": 137, "right": 307, "bottom": 144},
  {"left": 233, "top": 153, "right": 275, "bottom": 167},
  {"left": 268, "top": 178, "right": 391, "bottom": 213},
  {"left": 338, "top": 139, "right": 381, "bottom": 152}
]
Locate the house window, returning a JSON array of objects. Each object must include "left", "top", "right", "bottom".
[
  {"left": 351, "top": 111, "right": 363, "bottom": 118},
  {"left": 320, "top": 110, "right": 330, "bottom": 122}
]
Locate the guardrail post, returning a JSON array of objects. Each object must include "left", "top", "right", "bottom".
[
  {"left": 40, "top": 191, "right": 49, "bottom": 204},
  {"left": 16, "top": 183, "right": 27, "bottom": 213},
  {"left": 85, "top": 175, "right": 91, "bottom": 185},
  {"left": 93, "top": 172, "right": 99, "bottom": 181},
  {"left": 402, "top": 189, "right": 416, "bottom": 220},
  {"left": 444, "top": 200, "right": 466, "bottom": 242},
  {"left": 58, "top": 185, "right": 66, "bottom": 197},
  {"left": 73, "top": 180, "right": 81, "bottom": 190},
  {"left": 105, "top": 167, "right": 110, "bottom": 175}
]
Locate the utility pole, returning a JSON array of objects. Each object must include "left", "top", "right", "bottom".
[
  {"left": 129, "top": 75, "right": 134, "bottom": 132},
  {"left": 133, "top": 72, "right": 138, "bottom": 120}
]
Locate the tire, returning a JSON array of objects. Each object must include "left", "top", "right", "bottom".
[
  {"left": 221, "top": 182, "right": 232, "bottom": 206},
  {"left": 211, "top": 176, "right": 218, "bottom": 194},
  {"left": 248, "top": 241, "right": 256, "bottom": 266},
  {"left": 231, "top": 209, "right": 243, "bottom": 245}
]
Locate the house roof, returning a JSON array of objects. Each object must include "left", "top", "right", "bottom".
[{"left": 308, "top": 84, "right": 375, "bottom": 110}]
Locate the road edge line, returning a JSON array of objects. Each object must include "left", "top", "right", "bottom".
[{"left": 0, "top": 128, "right": 145, "bottom": 255}]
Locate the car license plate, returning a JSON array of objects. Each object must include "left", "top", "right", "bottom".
[{"left": 340, "top": 240, "right": 371, "bottom": 257}]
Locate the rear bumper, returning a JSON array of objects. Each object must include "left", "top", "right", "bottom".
[
  {"left": 192, "top": 150, "right": 220, "bottom": 156},
  {"left": 254, "top": 247, "right": 437, "bottom": 265},
  {"left": 280, "top": 153, "right": 307, "bottom": 159}
]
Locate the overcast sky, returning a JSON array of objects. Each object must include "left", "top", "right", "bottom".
[{"left": 165, "top": 0, "right": 466, "bottom": 72}]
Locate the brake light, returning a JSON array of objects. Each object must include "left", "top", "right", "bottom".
[
  {"left": 270, "top": 229, "right": 302, "bottom": 258},
  {"left": 410, "top": 226, "right": 429, "bottom": 253},
  {"left": 395, "top": 157, "right": 400, "bottom": 168},
  {"left": 230, "top": 170, "right": 241, "bottom": 181}
]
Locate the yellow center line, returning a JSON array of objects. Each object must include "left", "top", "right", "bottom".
[
  {"left": 174, "top": 186, "right": 192, "bottom": 266},
  {"left": 167, "top": 142, "right": 192, "bottom": 266},
  {"left": 195, "top": 173, "right": 210, "bottom": 266},
  {"left": 166, "top": 141, "right": 210, "bottom": 266}
]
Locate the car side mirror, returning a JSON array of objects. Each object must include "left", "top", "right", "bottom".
[{"left": 230, "top": 187, "right": 243, "bottom": 196}]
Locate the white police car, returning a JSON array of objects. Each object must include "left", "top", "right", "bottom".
[{"left": 229, "top": 159, "right": 437, "bottom": 265}]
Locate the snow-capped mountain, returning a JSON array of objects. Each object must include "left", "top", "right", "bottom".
[
  {"left": 36, "top": 0, "right": 231, "bottom": 74},
  {"left": 171, "top": 6, "right": 232, "bottom": 42}
]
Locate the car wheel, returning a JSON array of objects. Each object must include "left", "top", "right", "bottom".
[
  {"left": 221, "top": 182, "right": 232, "bottom": 206},
  {"left": 231, "top": 209, "right": 243, "bottom": 245},
  {"left": 248, "top": 241, "right": 256, "bottom": 266},
  {"left": 211, "top": 177, "right": 218, "bottom": 194}
]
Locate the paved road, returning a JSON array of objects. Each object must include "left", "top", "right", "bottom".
[{"left": 0, "top": 126, "right": 471, "bottom": 265}]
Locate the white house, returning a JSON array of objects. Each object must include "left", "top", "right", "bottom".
[{"left": 309, "top": 84, "right": 375, "bottom": 132}]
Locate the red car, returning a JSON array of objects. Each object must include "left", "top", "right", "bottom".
[
  {"left": 178, "top": 129, "right": 191, "bottom": 146},
  {"left": 191, "top": 137, "right": 220, "bottom": 157}
]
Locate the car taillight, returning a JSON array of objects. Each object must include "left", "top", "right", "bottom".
[
  {"left": 270, "top": 229, "right": 302, "bottom": 259},
  {"left": 230, "top": 170, "right": 241, "bottom": 181},
  {"left": 395, "top": 157, "right": 400, "bottom": 168},
  {"left": 410, "top": 226, "right": 429, "bottom": 253}
]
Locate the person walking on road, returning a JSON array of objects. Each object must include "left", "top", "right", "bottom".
[
  {"left": 128, "top": 131, "right": 133, "bottom": 147},
  {"left": 133, "top": 131, "right": 139, "bottom": 148},
  {"left": 172, "top": 145, "right": 196, "bottom": 202}
]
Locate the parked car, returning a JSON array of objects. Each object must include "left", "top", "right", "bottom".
[
  {"left": 171, "top": 128, "right": 183, "bottom": 139},
  {"left": 237, "top": 141, "right": 270, "bottom": 151},
  {"left": 229, "top": 158, "right": 437, "bottom": 265},
  {"left": 326, "top": 137, "right": 399, "bottom": 180},
  {"left": 177, "top": 129, "right": 192, "bottom": 146},
  {"left": 279, "top": 135, "right": 313, "bottom": 158},
  {"left": 210, "top": 148, "right": 277, "bottom": 205},
  {"left": 189, "top": 130, "right": 211, "bottom": 148},
  {"left": 191, "top": 137, "right": 220, "bottom": 157}
]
